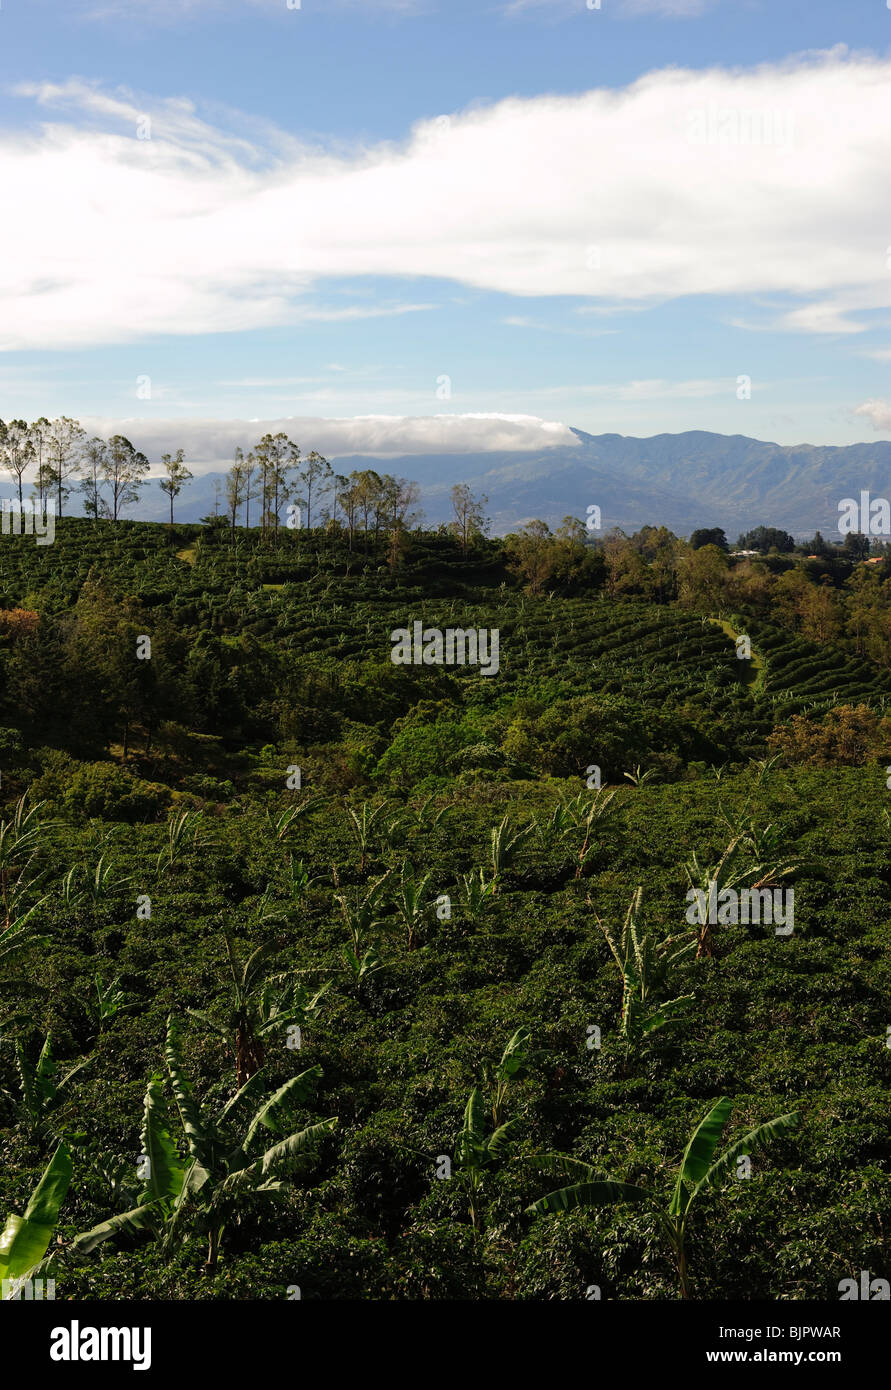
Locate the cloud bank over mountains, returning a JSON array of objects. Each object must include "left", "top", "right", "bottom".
[{"left": 79, "top": 413, "right": 578, "bottom": 471}]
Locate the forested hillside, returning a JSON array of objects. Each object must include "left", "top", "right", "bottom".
[{"left": 0, "top": 517, "right": 888, "bottom": 1301}]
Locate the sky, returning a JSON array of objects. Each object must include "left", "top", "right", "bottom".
[{"left": 2, "top": 0, "right": 891, "bottom": 467}]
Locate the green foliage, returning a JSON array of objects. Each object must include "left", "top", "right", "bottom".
[
  {"left": 0, "top": 1143, "right": 72, "bottom": 1291},
  {"left": 8, "top": 1033, "right": 90, "bottom": 1145},
  {"left": 74, "top": 1017, "right": 337, "bottom": 1271},
  {"left": 31, "top": 754, "right": 169, "bottom": 822},
  {"left": 0, "top": 519, "right": 888, "bottom": 1301},
  {"left": 594, "top": 887, "right": 695, "bottom": 1051},
  {"left": 450, "top": 1029, "right": 533, "bottom": 1230},
  {"left": 528, "top": 1099, "right": 799, "bottom": 1297}
]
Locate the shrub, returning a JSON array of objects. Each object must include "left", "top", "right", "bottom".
[
  {"left": 30, "top": 752, "right": 170, "bottom": 821},
  {"left": 767, "top": 703, "right": 891, "bottom": 766}
]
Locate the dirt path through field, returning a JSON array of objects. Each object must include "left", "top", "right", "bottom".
[{"left": 708, "top": 616, "right": 765, "bottom": 690}]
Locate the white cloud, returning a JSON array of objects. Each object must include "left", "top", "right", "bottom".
[
  {"left": 76, "top": 412, "right": 579, "bottom": 469},
  {"left": 4, "top": 53, "right": 891, "bottom": 349},
  {"left": 853, "top": 399, "right": 891, "bottom": 433}
]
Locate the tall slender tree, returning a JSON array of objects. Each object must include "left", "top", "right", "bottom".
[
  {"left": 254, "top": 433, "right": 299, "bottom": 539},
  {"left": 79, "top": 437, "right": 110, "bottom": 520},
  {"left": 254, "top": 436, "right": 272, "bottom": 537},
  {"left": 340, "top": 476, "right": 361, "bottom": 551},
  {"left": 298, "top": 450, "right": 332, "bottom": 531},
  {"left": 383, "top": 475, "right": 421, "bottom": 532},
  {"left": 159, "top": 449, "right": 193, "bottom": 525},
  {"left": 1, "top": 420, "right": 34, "bottom": 511},
  {"left": 354, "top": 469, "right": 383, "bottom": 550},
  {"left": 331, "top": 472, "right": 349, "bottom": 533},
  {"left": 450, "top": 482, "right": 489, "bottom": 553},
  {"left": 46, "top": 417, "right": 86, "bottom": 519},
  {"left": 103, "top": 436, "right": 150, "bottom": 521},
  {"left": 242, "top": 449, "right": 256, "bottom": 530},
  {"left": 29, "top": 418, "right": 52, "bottom": 512},
  {"left": 226, "top": 452, "right": 245, "bottom": 537}
]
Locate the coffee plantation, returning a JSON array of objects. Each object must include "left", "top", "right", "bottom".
[{"left": 0, "top": 517, "right": 888, "bottom": 1302}]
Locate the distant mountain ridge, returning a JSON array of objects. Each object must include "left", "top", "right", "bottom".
[{"left": 13, "top": 427, "right": 891, "bottom": 538}]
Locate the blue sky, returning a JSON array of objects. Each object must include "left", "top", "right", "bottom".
[{"left": 2, "top": 0, "right": 891, "bottom": 464}]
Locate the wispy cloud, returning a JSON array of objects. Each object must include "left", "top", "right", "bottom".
[
  {"left": 502, "top": 315, "right": 616, "bottom": 335},
  {"left": 295, "top": 303, "right": 435, "bottom": 322},
  {"left": 75, "top": 0, "right": 428, "bottom": 24},
  {"left": 502, "top": 0, "right": 713, "bottom": 16},
  {"left": 597, "top": 378, "right": 739, "bottom": 401},
  {"left": 524, "top": 377, "right": 745, "bottom": 401}
]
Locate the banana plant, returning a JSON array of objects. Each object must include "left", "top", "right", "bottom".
[
  {"left": 490, "top": 812, "right": 535, "bottom": 892},
  {"left": 11, "top": 1033, "right": 91, "bottom": 1145},
  {"left": 341, "top": 941, "right": 384, "bottom": 984},
  {"left": 246, "top": 883, "right": 285, "bottom": 930},
  {"left": 0, "top": 1142, "right": 72, "bottom": 1297},
  {"left": 0, "top": 900, "right": 48, "bottom": 971},
  {"left": 481, "top": 1025, "right": 531, "bottom": 1128},
  {"left": 74, "top": 1017, "right": 337, "bottom": 1273},
  {"left": 572, "top": 788, "right": 623, "bottom": 879},
  {"left": 752, "top": 754, "right": 782, "bottom": 785},
  {"left": 91, "top": 973, "right": 137, "bottom": 1031},
  {"left": 410, "top": 795, "right": 453, "bottom": 833},
  {"left": 593, "top": 888, "right": 694, "bottom": 1053},
  {"left": 156, "top": 809, "right": 207, "bottom": 876},
  {"left": 532, "top": 799, "right": 576, "bottom": 848},
  {"left": 527, "top": 1097, "right": 799, "bottom": 1298},
  {"left": 346, "top": 800, "right": 392, "bottom": 873},
  {"left": 623, "top": 766, "right": 659, "bottom": 788},
  {"left": 85, "top": 855, "right": 136, "bottom": 903},
  {"left": 392, "top": 860, "right": 433, "bottom": 951},
  {"left": 684, "top": 835, "right": 800, "bottom": 958},
  {"left": 85, "top": 1154, "right": 137, "bottom": 1214},
  {"left": 0, "top": 796, "right": 53, "bottom": 929},
  {"left": 336, "top": 870, "right": 391, "bottom": 965},
  {"left": 381, "top": 812, "right": 408, "bottom": 854},
  {"left": 740, "top": 821, "right": 789, "bottom": 862},
  {"left": 457, "top": 867, "right": 496, "bottom": 922},
  {"left": 188, "top": 933, "right": 330, "bottom": 1087},
  {"left": 266, "top": 796, "right": 326, "bottom": 844},
  {"left": 452, "top": 1088, "right": 517, "bottom": 1232},
  {"left": 284, "top": 856, "right": 325, "bottom": 906},
  {"left": 59, "top": 855, "right": 133, "bottom": 906},
  {"left": 449, "top": 1028, "right": 532, "bottom": 1229},
  {"left": 60, "top": 864, "right": 80, "bottom": 906}
]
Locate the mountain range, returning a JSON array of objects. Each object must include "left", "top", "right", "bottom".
[{"left": 21, "top": 428, "right": 891, "bottom": 539}]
